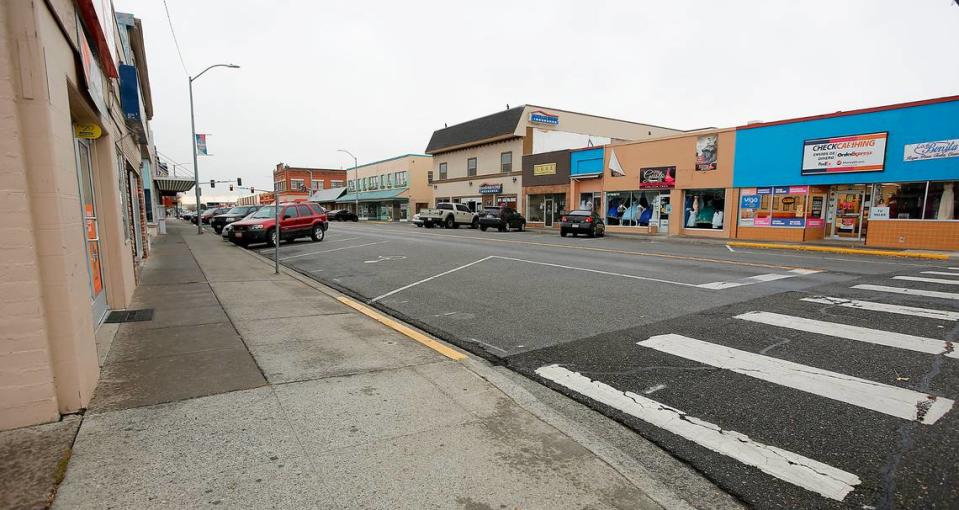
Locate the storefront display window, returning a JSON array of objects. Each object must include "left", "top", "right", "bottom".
[
  {"left": 771, "top": 187, "right": 807, "bottom": 227},
  {"left": 870, "top": 181, "right": 958, "bottom": 220},
  {"left": 684, "top": 189, "right": 724, "bottom": 229},
  {"left": 925, "top": 181, "right": 958, "bottom": 220},
  {"left": 606, "top": 191, "right": 667, "bottom": 227},
  {"left": 579, "top": 192, "right": 601, "bottom": 214},
  {"left": 527, "top": 194, "right": 565, "bottom": 223}
]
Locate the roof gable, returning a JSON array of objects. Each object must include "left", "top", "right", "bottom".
[{"left": 426, "top": 106, "right": 526, "bottom": 154}]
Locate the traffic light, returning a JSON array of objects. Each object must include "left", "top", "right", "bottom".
[
  {"left": 229, "top": 185, "right": 234, "bottom": 191},
  {"left": 210, "top": 179, "right": 215, "bottom": 188},
  {"left": 250, "top": 187, "right": 254, "bottom": 193},
  {"left": 236, "top": 177, "right": 242, "bottom": 186}
]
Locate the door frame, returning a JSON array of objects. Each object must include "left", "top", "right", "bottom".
[
  {"left": 544, "top": 198, "right": 554, "bottom": 227},
  {"left": 74, "top": 137, "right": 109, "bottom": 325},
  {"left": 830, "top": 189, "right": 865, "bottom": 240}
]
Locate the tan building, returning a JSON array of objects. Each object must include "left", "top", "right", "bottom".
[
  {"left": 0, "top": 0, "right": 156, "bottom": 430},
  {"left": 425, "top": 105, "right": 681, "bottom": 213},
  {"left": 339, "top": 154, "right": 432, "bottom": 221}
]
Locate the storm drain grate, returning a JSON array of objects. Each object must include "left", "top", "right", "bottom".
[{"left": 104, "top": 309, "right": 154, "bottom": 323}]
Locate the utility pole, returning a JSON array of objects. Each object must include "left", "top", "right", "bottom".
[{"left": 338, "top": 149, "right": 359, "bottom": 216}]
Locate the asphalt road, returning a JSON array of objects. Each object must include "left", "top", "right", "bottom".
[{"left": 250, "top": 222, "right": 957, "bottom": 509}]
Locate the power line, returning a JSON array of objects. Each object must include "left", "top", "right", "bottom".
[{"left": 162, "top": 0, "right": 190, "bottom": 76}]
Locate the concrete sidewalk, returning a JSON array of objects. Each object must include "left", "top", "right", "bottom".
[{"left": 43, "top": 221, "right": 735, "bottom": 509}]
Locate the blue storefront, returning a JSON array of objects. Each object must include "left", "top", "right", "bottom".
[
  {"left": 733, "top": 95, "right": 959, "bottom": 249},
  {"left": 570, "top": 147, "right": 605, "bottom": 214}
]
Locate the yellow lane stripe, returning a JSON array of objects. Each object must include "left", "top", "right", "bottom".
[
  {"left": 339, "top": 225, "right": 811, "bottom": 271},
  {"left": 336, "top": 296, "right": 466, "bottom": 361},
  {"left": 727, "top": 242, "right": 949, "bottom": 261}
]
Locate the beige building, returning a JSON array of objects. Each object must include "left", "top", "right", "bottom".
[
  {"left": 339, "top": 154, "right": 433, "bottom": 221},
  {"left": 425, "top": 105, "right": 681, "bottom": 212},
  {"left": 0, "top": 0, "right": 156, "bottom": 430}
]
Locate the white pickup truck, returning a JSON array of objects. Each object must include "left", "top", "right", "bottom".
[{"left": 419, "top": 202, "right": 479, "bottom": 229}]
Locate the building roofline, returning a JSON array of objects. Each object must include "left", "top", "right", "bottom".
[
  {"left": 349, "top": 153, "right": 431, "bottom": 170},
  {"left": 524, "top": 104, "right": 681, "bottom": 132},
  {"left": 736, "top": 94, "right": 959, "bottom": 130}
]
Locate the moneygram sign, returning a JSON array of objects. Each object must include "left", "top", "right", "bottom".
[{"left": 801, "top": 132, "right": 887, "bottom": 175}]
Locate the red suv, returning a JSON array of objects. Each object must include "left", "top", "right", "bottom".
[{"left": 228, "top": 202, "right": 328, "bottom": 247}]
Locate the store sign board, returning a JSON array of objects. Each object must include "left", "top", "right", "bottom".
[
  {"left": 639, "top": 166, "right": 676, "bottom": 189},
  {"left": 533, "top": 163, "right": 556, "bottom": 176},
  {"left": 756, "top": 187, "right": 773, "bottom": 195},
  {"left": 478, "top": 183, "right": 503, "bottom": 194},
  {"left": 740, "top": 194, "right": 761, "bottom": 209},
  {"left": 529, "top": 111, "right": 559, "bottom": 126},
  {"left": 74, "top": 123, "right": 102, "bottom": 139},
  {"left": 903, "top": 139, "right": 959, "bottom": 161},
  {"left": 78, "top": 25, "right": 107, "bottom": 115},
  {"left": 801, "top": 132, "right": 887, "bottom": 175}
]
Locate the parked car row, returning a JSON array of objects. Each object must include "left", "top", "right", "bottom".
[
  {"left": 414, "top": 202, "right": 528, "bottom": 232},
  {"left": 226, "top": 202, "right": 329, "bottom": 247}
]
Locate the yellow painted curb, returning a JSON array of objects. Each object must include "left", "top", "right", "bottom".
[
  {"left": 726, "top": 242, "right": 949, "bottom": 261},
  {"left": 337, "top": 297, "right": 466, "bottom": 361}
]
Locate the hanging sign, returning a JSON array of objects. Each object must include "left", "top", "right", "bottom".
[
  {"left": 195, "top": 134, "right": 210, "bottom": 156},
  {"left": 801, "top": 132, "right": 887, "bottom": 175},
  {"left": 74, "top": 123, "right": 102, "bottom": 139}
]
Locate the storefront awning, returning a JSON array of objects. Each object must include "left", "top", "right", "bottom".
[
  {"left": 154, "top": 176, "right": 195, "bottom": 194},
  {"left": 336, "top": 188, "right": 407, "bottom": 203},
  {"left": 309, "top": 186, "right": 347, "bottom": 203}
]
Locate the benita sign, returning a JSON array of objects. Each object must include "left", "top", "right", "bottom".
[
  {"left": 801, "top": 132, "right": 887, "bottom": 175},
  {"left": 904, "top": 138, "right": 959, "bottom": 162},
  {"left": 529, "top": 110, "right": 559, "bottom": 126}
]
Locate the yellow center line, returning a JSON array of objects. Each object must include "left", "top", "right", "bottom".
[
  {"left": 337, "top": 296, "right": 466, "bottom": 361},
  {"left": 337, "top": 225, "right": 818, "bottom": 272}
]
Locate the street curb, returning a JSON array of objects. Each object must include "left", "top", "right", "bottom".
[{"left": 726, "top": 241, "right": 950, "bottom": 260}]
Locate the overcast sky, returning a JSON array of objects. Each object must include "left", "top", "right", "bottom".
[{"left": 115, "top": 0, "right": 959, "bottom": 203}]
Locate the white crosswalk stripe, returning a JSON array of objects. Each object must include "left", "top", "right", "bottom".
[
  {"left": 696, "top": 268, "right": 821, "bottom": 290},
  {"left": 800, "top": 296, "right": 959, "bottom": 321},
  {"left": 638, "top": 334, "right": 954, "bottom": 424},
  {"left": 894, "top": 275, "right": 959, "bottom": 286},
  {"left": 735, "top": 311, "right": 959, "bottom": 359},
  {"left": 852, "top": 284, "right": 959, "bottom": 300},
  {"left": 921, "top": 271, "right": 959, "bottom": 277},
  {"left": 535, "top": 364, "right": 862, "bottom": 501}
]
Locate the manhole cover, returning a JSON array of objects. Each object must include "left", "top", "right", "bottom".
[{"left": 104, "top": 309, "right": 155, "bottom": 323}]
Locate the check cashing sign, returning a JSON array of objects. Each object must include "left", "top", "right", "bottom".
[{"left": 801, "top": 132, "right": 887, "bottom": 175}]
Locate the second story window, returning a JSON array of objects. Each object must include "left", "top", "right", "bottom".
[
  {"left": 331, "top": 180, "right": 344, "bottom": 187},
  {"left": 275, "top": 181, "right": 286, "bottom": 192},
  {"left": 428, "top": 171, "right": 434, "bottom": 183},
  {"left": 439, "top": 162, "right": 447, "bottom": 180},
  {"left": 290, "top": 179, "right": 305, "bottom": 191},
  {"left": 311, "top": 179, "right": 324, "bottom": 190},
  {"left": 467, "top": 158, "right": 477, "bottom": 177},
  {"left": 501, "top": 152, "right": 512, "bottom": 173}
]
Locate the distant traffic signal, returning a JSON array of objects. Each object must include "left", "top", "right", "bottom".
[
  {"left": 210, "top": 179, "right": 215, "bottom": 188},
  {"left": 229, "top": 185, "right": 234, "bottom": 191},
  {"left": 236, "top": 177, "right": 243, "bottom": 186}
]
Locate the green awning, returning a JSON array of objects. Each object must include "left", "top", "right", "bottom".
[{"left": 336, "top": 189, "right": 407, "bottom": 203}]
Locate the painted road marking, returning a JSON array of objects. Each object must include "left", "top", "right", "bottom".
[
  {"left": 535, "top": 364, "right": 861, "bottom": 501},
  {"left": 921, "top": 271, "right": 959, "bottom": 277},
  {"left": 493, "top": 256, "right": 702, "bottom": 288},
  {"left": 256, "top": 237, "right": 364, "bottom": 253},
  {"left": 332, "top": 224, "right": 817, "bottom": 272},
  {"left": 279, "top": 241, "right": 388, "bottom": 261},
  {"left": 852, "top": 284, "right": 959, "bottom": 301},
  {"left": 638, "top": 334, "right": 954, "bottom": 424},
  {"left": 801, "top": 296, "right": 959, "bottom": 321},
  {"left": 337, "top": 297, "right": 465, "bottom": 361},
  {"left": 734, "top": 311, "right": 959, "bottom": 359},
  {"left": 369, "top": 256, "right": 495, "bottom": 303},
  {"left": 696, "top": 269, "right": 821, "bottom": 290},
  {"left": 894, "top": 275, "right": 959, "bottom": 286}
]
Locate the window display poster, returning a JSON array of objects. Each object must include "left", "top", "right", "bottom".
[
  {"left": 772, "top": 218, "right": 806, "bottom": 227},
  {"left": 696, "top": 135, "right": 718, "bottom": 171}
]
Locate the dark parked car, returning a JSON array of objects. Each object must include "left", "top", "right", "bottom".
[
  {"left": 211, "top": 205, "right": 261, "bottom": 234},
  {"left": 221, "top": 208, "right": 260, "bottom": 239},
  {"left": 196, "top": 207, "right": 229, "bottom": 225},
  {"left": 559, "top": 209, "right": 606, "bottom": 238},
  {"left": 328, "top": 209, "right": 358, "bottom": 222},
  {"left": 478, "top": 206, "right": 526, "bottom": 232},
  {"left": 229, "top": 203, "right": 328, "bottom": 247}
]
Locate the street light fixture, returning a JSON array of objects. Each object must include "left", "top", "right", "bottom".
[
  {"left": 337, "top": 149, "right": 359, "bottom": 217},
  {"left": 190, "top": 63, "right": 240, "bottom": 234}
]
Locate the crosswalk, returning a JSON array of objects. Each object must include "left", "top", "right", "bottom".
[{"left": 536, "top": 266, "right": 959, "bottom": 503}]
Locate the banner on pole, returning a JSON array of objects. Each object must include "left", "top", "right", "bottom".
[{"left": 195, "top": 134, "right": 210, "bottom": 156}]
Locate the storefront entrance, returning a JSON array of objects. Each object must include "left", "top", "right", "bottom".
[
  {"left": 544, "top": 198, "right": 555, "bottom": 226},
  {"left": 831, "top": 189, "right": 864, "bottom": 239},
  {"left": 75, "top": 138, "right": 108, "bottom": 324}
]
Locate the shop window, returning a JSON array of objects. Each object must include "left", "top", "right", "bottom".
[
  {"left": 528, "top": 194, "right": 545, "bottom": 222},
  {"left": 501, "top": 152, "right": 512, "bottom": 173},
  {"left": 606, "top": 190, "right": 666, "bottom": 226},
  {"left": 427, "top": 171, "right": 434, "bottom": 184},
  {"left": 924, "top": 182, "right": 958, "bottom": 220},
  {"left": 684, "top": 189, "right": 725, "bottom": 229},
  {"left": 873, "top": 182, "right": 926, "bottom": 219},
  {"left": 291, "top": 179, "right": 305, "bottom": 191},
  {"left": 467, "top": 158, "right": 477, "bottom": 177},
  {"left": 578, "top": 192, "right": 601, "bottom": 215},
  {"left": 771, "top": 188, "right": 806, "bottom": 227},
  {"left": 439, "top": 163, "right": 447, "bottom": 180},
  {"left": 498, "top": 195, "right": 518, "bottom": 209}
]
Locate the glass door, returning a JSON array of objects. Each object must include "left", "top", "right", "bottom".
[
  {"left": 544, "top": 198, "right": 554, "bottom": 227},
  {"left": 75, "top": 138, "right": 108, "bottom": 324},
  {"left": 832, "top": 191, "right": 863, "bottom": 239},
  {"left": 658, "top": 193, "right": 671, "bottom": 230}
]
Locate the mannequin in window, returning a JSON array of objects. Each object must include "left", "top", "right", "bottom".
[{"left": 938, "top": 182, "right": 955, "bottom": 220}]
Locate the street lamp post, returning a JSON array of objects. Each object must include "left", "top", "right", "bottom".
[
  {"left": 190, "top": 63, "right": 240, "bottom": 234},
  {"left": 337, "top": 149, "right": 359, "bottom": 217}
]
